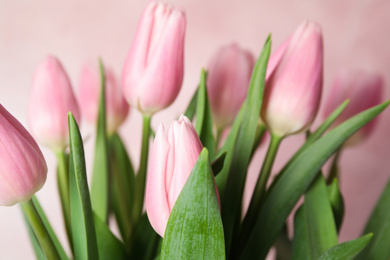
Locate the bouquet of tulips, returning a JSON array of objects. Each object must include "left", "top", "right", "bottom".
[{"left": 1, "top": 2, "right": 389, "bottom": 260}]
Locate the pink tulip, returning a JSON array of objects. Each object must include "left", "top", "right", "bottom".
[
  {"left": 79, "top": 61, "right": 130, "bottom": 134},
  {"left": 207, "top": 43, "right": 255, "bottom": 128},
  {"left": 261, "top": 21, "right": 323, "bottom": 137},
  {"left": 28, "top": 56, "right": 80, "bottom": 151},
  {"left": 145, "top": 115, "right": 205, "bottom": 237},
  {"left": 122, "top": 2, "right": 186, "bottom": 115},
  {"left": 0, "top": 105, "right": 47, "bottom": 206},
  {"left": 323, "top": 69, "right": 384, "bottom": 145}
]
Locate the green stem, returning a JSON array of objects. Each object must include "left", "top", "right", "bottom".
[
  {"left": 215, "top": 127, "right": 224, "bottom": 152},
  {"left": 21, "top": 199, "right": 61, "bottom": 260},
  {"left": 133, "top": 115, "right": 151, "bottom": 222},
  {"left": 55, "top": 150, "right": 73, "bottom": 252},
  {"left": 250, "top": 123, "right": 267, "bottom": 158},
  {"left": 234, "top": 134, "right": 283, "bottom": 256},
  {"left": 327, "top": 148, "right": 342, "bottom": 184}
]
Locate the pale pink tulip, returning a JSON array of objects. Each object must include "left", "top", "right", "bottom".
[
  {"left": 79, "top": 61, "right": 130, "bottom": 134},
  {"left": 122, "top": 2, "right": 186, "bottom": 115},
  {"left": 0, "top": 105, "right": 47, "bottom": 206},
  {"left": 261, "top": 21, "right": 323, "bottom": 137},
  {"left": 145, "top": 115, "right": 204, "bottom": 237},
  {"left": 323, "top": 69, "right": 384, "bottom": 145},
  {"left": 28, "top": 56, "right": 80, "bottom": 151},
  {"left": 207, "top": 43, "right": 255, "bottom": 128}
]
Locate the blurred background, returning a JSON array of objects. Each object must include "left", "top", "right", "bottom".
[{"left": 1, "top": 0, "right": 390, "bottom": 258}]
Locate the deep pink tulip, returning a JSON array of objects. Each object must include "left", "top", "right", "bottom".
[
  {"left": 207, "top": 43, "right": 255, "bottom": 128},
  {"left": 79, "top": 61, "right": 130, "bottom": 134},
  {"left": 122, "top": 2, "right": 186, "bottom": 115},
  {"left": 261, "top": 21, "right": 323, "bottom": 137},
  {"left": 323, "top": 69, "right": 384, "bottom": 145},
  {"left": 28, "top": 56, "right": 80, "bottom": 151},
  {"left": 0, "top": 105, "right": 47, "bottom": 206},
  {"left": 145, "top": 115, "right": 205, "bottom": 237}
]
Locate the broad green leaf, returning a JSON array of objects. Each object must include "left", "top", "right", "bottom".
[
  {"left": 91, "top": 60, "right": 109, "bottom": 223},
  {"left": 195, "top": 69, "right": 215, "bottom": 159},
  {"left": 161, "top": 148, "right": 225, "bottom": 260},
  {"left": 68, "top": 112, "right": 98, "bottom": 260},
  {"left": 94, "top": 213, "right": 128, "bottom": 259},
  {"left": 319, "top": 233, "right": 372, "bottom": 260},
  {"left": 184, "top": 89, "right": 198, "bottom": 121},
  {"left": 240, "top": 101, "right": 389, "bottom": 259},
  {"left": 292, "top": 207, "right": 310, "bottom": 260},
  {"left": 304, "top": 174, "right": 338, "bottom": 259},
  {"left": 356, "top": 176, "right": 390, "bottom": 260},
  {"left": 110, "top": 133, "right": 135, "bottom": 245},
  {"left": 221, "top": 35, "right": 271, "bottom": 252},
  {"left": 32, "top": 196, "right": 69, "bottom": 260},
  {"left": 130, "top": 214, "right": 161, "bottom": 260},
  {"left": 22, "top": 210, "right": 47, "bottom": 260},
  {"left": 327, "top": 178, "right": 344, "bottom": 232}
]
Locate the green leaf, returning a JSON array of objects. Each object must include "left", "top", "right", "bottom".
[
  {"left": 268, "top": 100, "right": 350, "bottom": 194},
  {"left": 31, "top": 196, "right": 69, "bottom": 260},
  {"left": 211, "top": 152, "right": 226, "bottom": 177},
  {"left": 327, "top": 178, "right": 344, "bottom": 232},
  {"left": 240, "top": 101, "right": 389, "bottom": 259},
  {"left": 109, "top": 133, "right": 135, "bottom": 245},
  {"left": 356, "top": 176, "right": 390, "bottom": 260},
  {"left": 91, "top": 60, "right": 110, "bottom": 223},
  {"left": 161, "top": 148, "right": 225, "bottom": 260},
  {"left": 195, "top": 69, "right": 215, "bottom": 159},
  {"left": 304, "top": 174, "right": 338, "bottom": 259},
  {"left": 319, "top": 233, "right": 373, "bottom": 260},
  {"left": 68, "top": 112, "right": 99, "bottom": 260},
  {"left": 130, "top": 214, "right": 161, "bottom": 260},
  {"left": 220, "top": 35, "right": 271, "bottom": 252},
  {"left": 94, "top": 213, "right": 128, "bottom": 260},
  {"left": 292, "top": 207, "right": 310, "bottom": 260},
  {"left": 184, "top": 89, "right": 198, "bottom": 121}
]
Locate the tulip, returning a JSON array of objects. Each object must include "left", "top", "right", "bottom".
[
  {"left": 122, "top": 2, "right": 186, "bottom": 115},
  {"left": 28, "top": 56, "right": 80, "bottom": 151},
  {"left": 261, "top": 21, "right": 323, "bottom": 137},
  {"left": 0, "top": 105, "right": 47, "bottom": 206},
  {"left": 207, "top": 43, "right": 255, "bottom": 128},
  {"left": 145, "top": 115, "right": 205, "bottom": 237},
  {"left": 78, "top": 61, "right": 130, "bottom": 134},
  {"left": 323, "top": 69, "right": 384, "bottom": 145}
]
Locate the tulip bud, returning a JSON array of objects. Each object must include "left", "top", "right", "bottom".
[
  {"left": 323, "top": 69, "right": 384, "bottom": 145},
  {"left": 207, "top": 43, "right": 255, "bottom": 128},
  {"left": 122, "top": 2, "right": 186, "bottom": 115},
  {"left": 28, "top": 56, "right": 80, "bottom": 151},
  {"left": 261, "top": 21, "right": 323, "bottom": 137},
  {"left": 0, "top": 105, "right": 47, "bottom": 206},
  {"left": 145, "top": 115, "right": 205, "bottom": 237},
  {"left": 78, "top": 61, "right": 130, "bottom": 134}
]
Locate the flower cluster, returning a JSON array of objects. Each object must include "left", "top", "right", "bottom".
[{"left": 0, "top": 2, "right": 388, "bottom": 260}]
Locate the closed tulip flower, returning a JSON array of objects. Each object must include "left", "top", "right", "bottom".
[
  {"left": 122, "top": 2, "right": 186, "bottom": 115},
  {"left": 28, "top": 56, "right": 80, "bottom": 151},
  {"left": 79, "top": 61, "right": 130, "bottom": 134},
  {"left": 323, "top": 69, "right": 384, "bottom": 145},
  {"left": 0, "top": 105, "right": 47, "bottom": 206},
  {"left": 207, "top": 43, "right": 255, "bottom": 128},
  {"left": 261, "top": 21, "right": 323, "bottom": 137},
  {"left": 145, "top": 115, "right": 204, "bottom": 237}
]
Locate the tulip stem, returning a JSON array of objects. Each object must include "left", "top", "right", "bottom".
[
  {"left": 236, "top": 133, "right": 283, "bottom": 253},
  {"left": 55, "top": 150, "right": 73, "bottom": 252},
  {"left": 133, "top": 114, "right": 152, "bottom": 222},
  {"left": 21, "top": 199, "right": 61, "bottom": 260}
]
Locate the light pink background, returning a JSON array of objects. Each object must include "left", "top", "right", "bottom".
[{"left": 1, "top": 1, "right": 390, "bottom": 259}]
